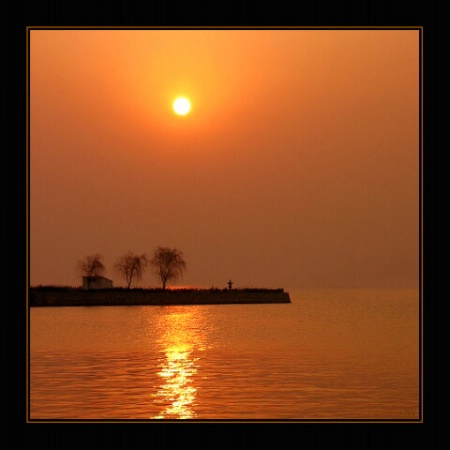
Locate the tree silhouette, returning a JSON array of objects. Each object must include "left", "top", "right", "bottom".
[
  {"left": 77, "top": 253, "right": 106, "bottom": 278},
  {"left": 114, "top": 252, "right": 148, "bottom": 288},
  {"left": 150, "top": 247, "right": 186, "bottom": 290}
]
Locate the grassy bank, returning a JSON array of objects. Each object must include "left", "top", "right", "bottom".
[{"left": 29, "top": 286, "right": 291, "bottom": 306}]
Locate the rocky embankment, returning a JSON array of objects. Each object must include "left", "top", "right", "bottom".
[{"left": 29, "top": 288, "right": 291, "bottom": 306}]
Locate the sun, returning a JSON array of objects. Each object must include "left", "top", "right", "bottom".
[{"left": 173, "top": 97, "right": 191, "bottom": 116}]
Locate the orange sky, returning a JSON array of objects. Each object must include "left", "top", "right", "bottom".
[{"left": 29, "top": 28, "right": 420, "bottom": 288}]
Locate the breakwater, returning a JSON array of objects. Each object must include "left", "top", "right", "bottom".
[{"left": 29, "top": 288, "right": 291, "bottom": 306}]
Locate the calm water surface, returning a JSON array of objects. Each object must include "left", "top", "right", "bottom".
[{"left": 29, "top": 288, "right": 420, "bottom": 420}]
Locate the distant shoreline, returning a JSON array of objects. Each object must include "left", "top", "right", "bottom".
[{"left": 29, "top": 287, "right": 291, "bottom": 306}]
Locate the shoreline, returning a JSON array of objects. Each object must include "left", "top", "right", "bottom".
[{"left": 29, "top": 287, "right": 291, "bottom": 306}]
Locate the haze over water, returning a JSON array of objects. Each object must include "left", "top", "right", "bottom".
[
  {"left": 29, "top": 288, "right": 419, "bottom": 421},
  {"left": 28, "top": 28, "right": 421, "bottom": 422},
  {"left": 30, "top": 29, "right": 419, "bottom": 290}
]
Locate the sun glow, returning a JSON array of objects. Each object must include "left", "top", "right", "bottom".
[{"left": 173, "top": 97, "right": 191, "bottom": 116}]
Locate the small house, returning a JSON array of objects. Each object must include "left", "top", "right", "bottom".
[{"left": 82, "top": 276, "right": 113, "bottom": 290}]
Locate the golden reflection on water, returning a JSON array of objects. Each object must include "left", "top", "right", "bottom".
[{"left": 151, "top": 309, "right": 206, "bottom": 419}]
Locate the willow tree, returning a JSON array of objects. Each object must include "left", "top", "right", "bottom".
[
  {"left": 150, "top": 247, "right": 186, "bottom": 290},
  {"left": 77, "top": 253, "right": 106, "bottom": 278},
  {"left": 114, "top": 252, "right": 148, "bottom": 288}
]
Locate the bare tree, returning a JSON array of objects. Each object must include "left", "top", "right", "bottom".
[
  {"left": 77, "top": 253, "right": 106, "bottom": 278},
  {"left": 150, "top": 247, "right": 186, "bottom": 290},
  {"left": 114, "top": 252, "right": 148, "bottom": 288}
]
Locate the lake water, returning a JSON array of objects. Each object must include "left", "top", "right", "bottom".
[{"left": 29, "top": 288, "right": 420, "bottom": 421}]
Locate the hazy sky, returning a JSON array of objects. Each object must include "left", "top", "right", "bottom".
[{"left": 29, "top": 29, "right": 419, "bottom": 288}]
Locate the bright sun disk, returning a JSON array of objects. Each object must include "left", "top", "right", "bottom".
[{"left": 173, "top": 97, "right": 191, "bottom": 116}]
